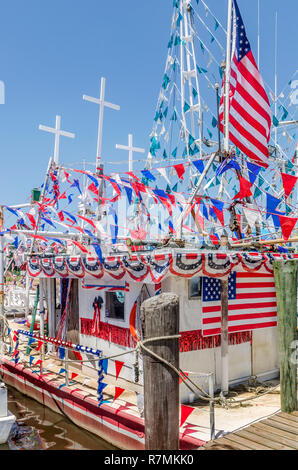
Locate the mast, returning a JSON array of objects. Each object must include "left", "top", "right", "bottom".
[
  {"left": 274, "top": 12, "right": 278, "bottom": 151},
  {"left": 223, "top": 0, "right": 233, "bottom": 154},
  {"left": 179, "top": 1, "right": 203, "bottom": 176}
]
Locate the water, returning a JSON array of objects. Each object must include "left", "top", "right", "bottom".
[{"left": 0, "top": 386, "right": 116, "bottom": 450}]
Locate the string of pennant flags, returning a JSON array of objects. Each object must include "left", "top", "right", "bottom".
[
  {"left": 3, "top": 152, "right": 298, "bottom": 253},
  {"left": 9, "top": 328, "right": 197, "bottom": 427}
]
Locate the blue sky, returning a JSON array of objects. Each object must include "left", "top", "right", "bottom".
[{"left": 0, "top": 0, "right": 297, "bottom": 206}]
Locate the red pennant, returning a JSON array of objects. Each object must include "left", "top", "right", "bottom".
[
  {"left": 114, "top": 387, "right": 125, "bottom": 402},
  {"left": 126, "top": 172, "right": 141, "bottom": 181},
  {"left": 233, "top": 176, "right": 252, "bottom": 200},
  {"left": 212, "top": 205, "right": 225, "bottom": 226},
  {"left": 71, "top": 373, "right": 78, "bottom": 380},
  {"left": 64, "top": 170, "right": 72, "bottom": 184},
  {"left": 36, "top": 341, "right": 43, "bottom": 351},
  {"left": 179, "top": 371, "right": 189, "bottom": 384},
  {"left": 35, "top": 359, "right": 42, "bottom": 366},
  {"left": 88, "top": 182, "right": 99, "bottom": 196},
  {"left": 167, "top": 193, "right": 176, "bottom": 206},
  {"left": 71, "top": 240, "right": 89, "bottom": 253},
  {"left": 58, "top": 211, "right": 65, "bottom": 222},
  {"left": 281, "top": 172, "right": 298, "bottom": 200},
  {"left": 73, "top": 351, "right": 83, "bottom": 362},
  {"left": 180, "top": 405, "right": 195, "bottom": 427},
  {"left": 209, "top": 234, "right": 219, "bottom": 246},
  {"left": 115, "top": 361, "right": 124, "bottom": 380},
  {"left": 30, "top": 234, "right": 48, "bottom": 242},
  {"left": 77, "top": 215, "right": 97, "bottom": 230},
  {"left": 278, "top": 215, "right": 298, "bottom": 242},
  {"left": 27, "top": 213, "right": 37, "bottom": 230},
  {"left": 12, "top": 349, "right": 19, "bottom": 358},
  {"left": 58, "top": 192, "right": 67, "bottom": 200},
  {"left": 174, "top": 164, "right": 185, "bottom": 180}
]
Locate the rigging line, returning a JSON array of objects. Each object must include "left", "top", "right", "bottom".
[
  {"left": 192, "top": 8, "right": 225, "bottom": 55},
  {"left": 171, "top": 74, "right": 218, "bottom": 128},
  {"left": 197, "top": 0, "right": 227, "bottom": 35},
  {"left": 191, "top": 26, "right": 222, "bottom": 68}
]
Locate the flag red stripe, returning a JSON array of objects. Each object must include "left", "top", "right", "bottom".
[
  {"left": 229, "top": 115, "right": 269, "bottom": 156},
  {"left": 227, "top": 322, "right": 277, "bottom": 332},
  {"left": 203, "top": 311, "right": 277, "bottom": 324},
  {"left": 231, "top": 79, "right": 271, "bottom": 134},
  {"left": 237, "top": 282, "right": 275, "bottom": 288},
  {"left": 224, "top": 129, "right": 268, "bottom": 167},
  {"left": 236, "top": 292, "right": 276, "bottom": 299},
  {"left": 237, "top": 55, "right": 270, "bottom": 106},
  {"left": 202, "top": 301, "right": 277, "bottom": 313},
  {"left": 230, "top": 99, "right": 268, "bottom": 140}
]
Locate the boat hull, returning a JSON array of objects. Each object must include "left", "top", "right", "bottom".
[{"left": 0, "top": 357, "right": 204, "bottom": 450}]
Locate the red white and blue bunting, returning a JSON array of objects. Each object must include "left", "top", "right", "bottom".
[{"left": 27, "top": 251, "right": 298, "bottom": 282}]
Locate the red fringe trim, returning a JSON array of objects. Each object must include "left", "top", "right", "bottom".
[
  {"left": 81, "top": 318, "right": 137, "bottom": 348},
  {"left": 179, "top": 330, "right": 252, "bottom": 352},
  {"left": 80, "top": 318, "right": 252, "bottom": 351}
]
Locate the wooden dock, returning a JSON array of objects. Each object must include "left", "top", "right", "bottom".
[{"left": 201, "top": 411, "right": 298, "bottom": 450}]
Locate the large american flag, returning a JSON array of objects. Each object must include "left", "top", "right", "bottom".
[
  {"left": 202, "top": 272, "right": 277, "bottom": 337},
  {"left": 219, "top": 0, "right": 271, "bottom": 167}
]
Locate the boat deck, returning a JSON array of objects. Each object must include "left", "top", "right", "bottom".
[{"left": 200, "top": 411, "right": 298, "bottom": 450}]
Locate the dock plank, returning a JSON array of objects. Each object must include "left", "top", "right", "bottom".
[
  {"left": 222, "top": 433, "right": 272, "bottom": 450},
  {"left": 202, "top": 437, "right": 250, "bottom": 450},
  {"left": 253, "top": 417, "right": 296, "bottom": 435},
  {"left": 250, "top": 423, "right": 298, "bottom": 449},
  {"left": 200, "top": 412, "right": 298, "bottom": 450},
  {"left": 270, "top": 414, "right": 298, "bottom": 430},
  {"left": 269, "top": 415, "right": 298, "bottom": 428},
  {"left": 234, "top": 429, "right": 292, "bottom": 450},
  {"left": 278, "top": 411, "right": 298, "bottom": 423}
]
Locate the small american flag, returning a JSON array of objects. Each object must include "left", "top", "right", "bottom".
[
  {"left": 202, "top": 272, "right": 277, "bottom": 336},
  {"left": 219, "top": 0, "right": 271, "bottom": 167}
]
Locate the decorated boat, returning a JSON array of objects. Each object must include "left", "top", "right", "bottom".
[{"left": 0, "top": 0, "right": 297, "bottom": 450}]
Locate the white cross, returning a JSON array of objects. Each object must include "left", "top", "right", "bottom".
[
  {"left": 39, "top": 115, "right": 75, "bottom": 165},
  {"left": 83, "top": 77, "right": 120, "bottom": 172},
  {"left": 115, "top": 134, "right": 145, "bottom": 173}
]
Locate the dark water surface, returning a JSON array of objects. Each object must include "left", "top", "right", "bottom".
[{"left": 0, "top": 386, "right": 116, "bottom": 450}]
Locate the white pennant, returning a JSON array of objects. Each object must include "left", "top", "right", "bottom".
[{"left": 157, "top": 167, "right": 171, "bottom": 185}]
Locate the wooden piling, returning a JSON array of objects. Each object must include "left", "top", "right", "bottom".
[
  {"left": 141, "top": 293, "right": 180, "bottom": 450},
  {"left": 273, "top": 260, "right": 297, "bottom": 413}
]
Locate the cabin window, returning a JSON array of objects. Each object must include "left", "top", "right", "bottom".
[
  {"left": 189, "top": 277, "right": 202, "bottom": 299},
  {"left": 105, "top": 291, "right": 125, "bottom": 320}
]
